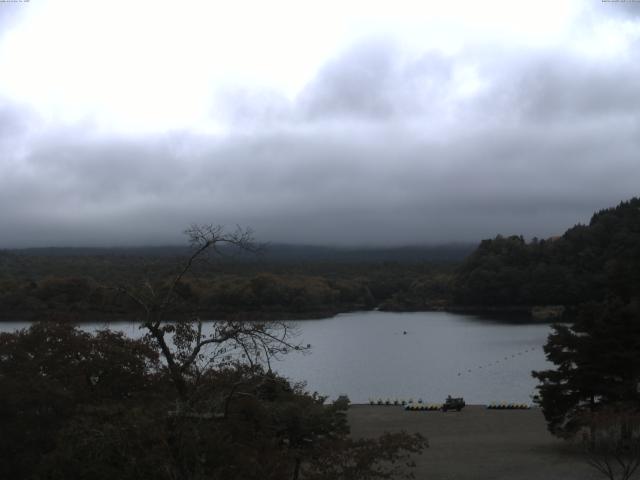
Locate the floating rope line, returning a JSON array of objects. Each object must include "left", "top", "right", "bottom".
[
  {"left": 366, "top": 347, "right": 540, "bottom": 407},
  {"left": 456, "top": 346, "right": 537, "bottom": 377}
]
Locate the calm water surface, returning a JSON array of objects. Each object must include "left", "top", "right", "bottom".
[{"left": 1, "top": 311, "right": 554, "bottom": 404}]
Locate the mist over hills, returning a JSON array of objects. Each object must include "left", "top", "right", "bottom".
[{"left": 3, "top": 243, "right": 476, "bottom": 264}]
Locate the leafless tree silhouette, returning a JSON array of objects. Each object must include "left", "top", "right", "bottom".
[{"left": 116, "top": 224, "right": 307, "bottom": 400}]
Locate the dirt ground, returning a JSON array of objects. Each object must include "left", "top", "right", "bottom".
[{"left": 348, "top": 405, "right": 603, "bottom": 480}]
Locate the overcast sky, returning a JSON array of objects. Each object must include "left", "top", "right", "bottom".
[{"left": 0, "top": 0, "right": 639, "bottom": 247}]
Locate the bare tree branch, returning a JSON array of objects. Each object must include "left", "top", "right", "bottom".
[{"left": 110, "top": 224, "right": 302, "bottom": 405}]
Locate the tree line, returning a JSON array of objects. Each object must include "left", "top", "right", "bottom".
[
  {"left": 0, "top": 253, "right": 456, "bottom": 320},
  {"left": 524, "top": 199, "right": 640, "bottom": 479},
  {"left": 454, "top": 198, "right": 640, "bottom": 310}
]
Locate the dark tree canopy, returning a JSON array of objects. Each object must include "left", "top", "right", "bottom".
[
  {"left": 0, "top": 323, "right": 161, "bottom": 479},
  {"left": 0, "top": 323, "right": 426, "bottom": 480},
  {"left": 532, "top": 298, "right": 640, "bottom": 437},
  {"left": 454, "top": 197, "right": 640, "bottom": 309}
]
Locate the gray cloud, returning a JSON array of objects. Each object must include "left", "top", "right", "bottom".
[
  {"left": 594, "top": 1, "right": 640, "bottom": 19},
  {"left": 1, "top": 36, "right": 640, "bottom": 247},
  {"left": 217, "top": 41, "right": 455, "bottom": 126},
  {"left": 492, "top": 52, "right": 640, "bottom": 122},
  {"left": 296, "top": 41, "right": 453, "bottom": 122}
]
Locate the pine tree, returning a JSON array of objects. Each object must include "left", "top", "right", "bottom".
[{"left": 532, "top": 298, "right": 640, "bottom": 437}]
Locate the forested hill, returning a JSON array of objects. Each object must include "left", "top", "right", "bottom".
[
  {"left": 453, "top": 197, "right": 640, "bottom": 308},
  {"left": 0, "top": 242, "right": 470, "bottom": 321},
  {"left": 3, "top": 243, "right": 474, "bottom": 264}
]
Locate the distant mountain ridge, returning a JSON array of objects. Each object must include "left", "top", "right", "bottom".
[{"left": 5, "top": 243, "right": 476, "bottom": 264}]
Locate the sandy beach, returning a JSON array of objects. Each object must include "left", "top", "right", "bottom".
[{"left": 348, "top": 405, "right": 602, "bottom": 480}]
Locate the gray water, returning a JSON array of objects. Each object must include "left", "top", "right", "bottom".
[{"left": 1, "top": 311, "right": 554, "bottom": 404}]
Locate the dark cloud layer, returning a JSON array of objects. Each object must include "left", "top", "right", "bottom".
[{"left": 1, "top": 33, "right": 640, "bottom": 247}]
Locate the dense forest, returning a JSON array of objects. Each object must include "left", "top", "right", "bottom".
[
  {"left": 1, "top": 198, "right": 639, "bottom": 321},
  {"left": 527, "top": 200, "right": 640, "bottom": 448},
  {"left": 453, "top": 197, "right": 640, "bottom": 313},
  {"left": 0, "top": 244, "right": 467, "bottom": 321}
]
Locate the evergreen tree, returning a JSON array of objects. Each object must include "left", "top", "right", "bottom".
[
  {"left": 454, "top": 197, "right": 640, "bottom": 309},
  {"left": 532, "top": 298, "right": 640, "bottom": 437}
]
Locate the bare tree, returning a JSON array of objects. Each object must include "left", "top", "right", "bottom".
[
  {"left": 581, "top": 405, "right": 640, "bottom": 480},
  {"left": 115, "top": 224, "right": 307, "bottom": 401}
]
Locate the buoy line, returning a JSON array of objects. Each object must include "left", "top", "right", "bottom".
[
  {"left": 456, "top": 346, "right": 537, "bottom": 377},
  {"left": 365, "top": 346, "right": 541, "bottom": 409}
]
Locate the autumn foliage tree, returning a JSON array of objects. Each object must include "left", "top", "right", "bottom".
[{"left": 0, "top": 322, "right": 160, "bottom": 480}]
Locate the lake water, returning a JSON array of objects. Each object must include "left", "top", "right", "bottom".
[{"left": 1, "top": 311, "right": 554, "bottom": 404}]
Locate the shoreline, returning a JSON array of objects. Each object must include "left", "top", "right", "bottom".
[{"left": 0, "top": 304, "right": 566, "bottom": 323}]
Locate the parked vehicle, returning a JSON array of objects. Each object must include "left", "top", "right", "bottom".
[{"left": 442, "top": 395, "right": 465, "bottom": 412}]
